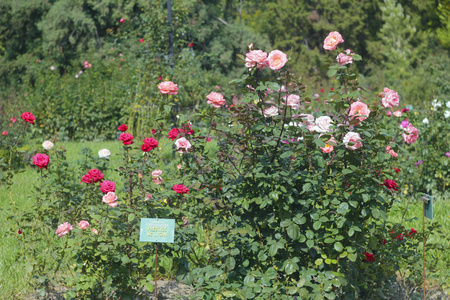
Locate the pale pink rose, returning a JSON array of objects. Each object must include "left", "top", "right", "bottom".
[
  {"left": 298, "top": 114, "right": 315, "bottom": 124},
  {"left": 145, "top": 194, "right": 153, "bottom": 201},
  {"left": 152, "top": 170, "right": 163, "bottom": 178},
  {"left": 283, "top": 94, "right": 301, "bottom": 110},
  {"left": 393, "top": 110, "right": 402, "bottom": 117},
  {"left": 343, "top": 132, "right": 363, "bottom": 150},
  {"left": 175, "top": 137, "right": 192, "bottom": 153},
  {"left": 336, "top": 50, "right": 353, "bottom": 66},
  {"left": 314, "top": 116, "right": 333, "bottom": 133},
  {"left": 402, "top": 123, "right": 419, "bottom": 144},
  {"left": 321, "top": 137, "right": 337, "bottom": 153},
  {"left": 349, "top": 101, "right": 370, "bottom": 122},
  {"left": 102, "top": 192, "right": 118, "bottom": 207},
  {"left": 307, "top": 123, "right": 315, "bottom": 132},
  {"left": 385, "top": 146, "right": 398, "bottom": 158},
  {"left": 92, "top": 228, "right": 98, "bottom": 234},
  {"left": 206, "top": 92, "right": 226, "bottom": 108},
  {"left": 245, "top": 50, "right": 268, "bottom": 70},
  {"left": 323, "top": 31, "right": 344, "bottom": 51},
  {"left": 78, "top": 220, "right": 90, "bottom": 230},
  {"left": 42, "top": 140, "right": 54, "bottom": 150},
  {"left": 153, "top": 177, "right": 163, "bottom": 185},
  {"left": 158, "top": 81, "right": 179, "bottom": 95},
  {"left": 263, "top": 106, "right": 279, "bottom": 117},
  {"left": 267, "top": 50, "right": 288, "bottom": 70},
  {"left": 380, "top": 88, "right": 399, "bottom": 108},
  {"left": 177, "top": 164, "right": 182, "bottom": 170},
  {"left": 55, "top": 222, "right": 73, "bottom": 237}
]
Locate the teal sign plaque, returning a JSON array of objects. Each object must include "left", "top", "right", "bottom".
[
  {"left": 423, "top": 194, "right": 433, "bottom": 220},
  {"left": 139, "top": 218, "right": 175, "bottom": 243}
]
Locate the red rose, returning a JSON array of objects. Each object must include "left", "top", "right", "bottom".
[
  {"left": 21, "top": 112, "right": 36, "bottom": 124},
  {"left": 139, "top": 38, "right": 144, "bottom": 43},
  {"left": 172, "top": 184, "right": 189, "bottom": 194},
  {"left": 32, "top": 153, "right": 49, "bottom": 169},
  {"left": 168, "top": 128, "right": 179, "bottom": 141},
  {"left": 407, "top": 228, "right": 417, "bottom": 237},
  {"left": 119, "top": 132, "right": 134, "bottom": 145},
  {"left": 363, "top": 252, "right": 375, "bottom": 262},
  {"left": 188, "top": 42, "right": 194, "bottom": 47},
  {"left": 118, "top": 124, "right": 128, "bottom": 132},
  {"left": 141, "top": 137, "right": 159, "bottom": 152},
  {"left": 320, "top": 89, "right": 324, "bottom": 93},
  {"left": 394, "top": 168, "right": 399, "bottom": 173},
  {"left": 18, "top": 229, "right": 22, "bottom": 234},
  {"left": 81, "top": 174, "right": 93, "bottom": 184},
  {"left": 401, "top": 108, "right": 409, "bottom": 113},
  {"left": 152, "top": 129, "right": 156, "bottom": 134},
  {"left": 330, "top": 87, "right": 334, "bottom": 91},
  {"left": 100, "top": 180, "right": 116, "bottom": 193},
  {"left": 381, "top": 179, "right": 398, "bottom": 191},
  {"left": 87, "top": 169, "right": 104, "bottom": 183}
]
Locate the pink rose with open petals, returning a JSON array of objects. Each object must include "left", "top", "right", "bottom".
[
  {"left": 283, "top": 94, "right": 301, "bottom": 110},
  {"left": 343, "top": 132, "right": 363, "bottom": 150},
  {"left": 336, "top": 49, "right": 353, "bottom": 66},
  {"left": 33, "top": 153, "right": 49, "bottom": 169},
  {"left": 152, "top": 170, "right": 162, "bottom": 178},
  {"left": 320, "top": 137, "right": 337, "bottom": 153},
  {"left": 263, "top": 106, "right": 279, "bottom": 117},
  {"left": 103, "top": 192, "right": 118, "bottom": 207},
  {"left": 100, "top": 180, "right": 115, "bottom": 193},
  {"left": 323, "top": 31, "right": 344, "bottom": 50},
  {"left": 206, "top": 92, "right": 226, "bottom": 108},
  {"left": 379, "top": 88, "right": 399, "bottom": 108},
  {"left": 393, "top": 110, "right": 402, "bottom": 117},
  {"left": 385, "top": 146, "right": 398, "bottom": 158},
  {"left": 245, "top": 50, "right": 268, "bottom": 70},
  {"left": 349, "top": 101, "right": 370, "bottom": 122},
  {"left": 172, "top": 184, "right": 189, "bottom": 194},
  {"left": 158, "top": 81, "right": 178, "bottom": 95},
  {"left": 175, "top": 137, "right": 192, "bottom": 153},
  {"left": 92, "top": 228, "right": 98, "bottom": 234},
  {"left": 267, "top": 50, "right": 288, "bottom": 70},
  {"left": 78, "top": 220, "right": 90, "bottom": 230},
  {"left": 55, "top": 222, "right": 73, "bottom": 237},
  {"left": 402, "top": 123, "right": 419, "bottom": 144}
]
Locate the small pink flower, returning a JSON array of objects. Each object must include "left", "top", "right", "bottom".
[
  {"left": 206, "top": 92, "right": 226, "bottom": 108},
  {"left": 175, "top": 137, "right": 192, "bottom": 153},
  {"left": 385, "top": 146, "right": 398, "bottom": 158},
  {"left": 393, "top": 110, "right": 402, "bottom": 117},
  {"left": 158, "top": 81, "right": 179, "bottom": 95},
  {"left": 283, "top": 94, "right": 301, "bottom": 110},
  {"left": 349, "top": 101, "right": 370, "bottom": 122},
  {"left": 386, "top": 111, "right": 392, "bottom": 117},
  {"left": 145, "top": 194, "right": 153, "bottom": 201},
  {"left": 172, "top": 184, "right": 189, "bottom": 194},
  {"left": 100, "top": 180, "right": 116, "bottom": 193},
  {"left": 152, "top": 170, "right": 163, "bottom": 178},
  {"left": 267, "top": 50, "right": 288, "bottom": 70},
  {"left": 263, "top": 106, "right": 279, "bottom": 117},
  {"left": 10, "top": 117, "right": 16, "bottom": 123},
  {"left": 402, "top": 123, "right": 419, "bottom": 144},
  {"left": 102, "top": 192, "right": 118, "bottom": 207},
  {"left": 153, "top": 177, "right": 163, "bottom": 185},
  {"left": 323, "top": 31, "right": 344, "bottom": 50},
  {"left": 120, "top": 18, "right": 125, "bottom": 23},
  {"left": 320, "top": 137, "right": 336, "bottom": 153},
  {"left": 78, "top": 220, "right": 90, "bottom": 230},
  {"left": 92, "top": 228, "right": 98, "bottom": 234},
  {"left": 2, "top": 131, "right": 7, "bottom": 136},
  {"left": 245, "top": 50, "right": 268, "bottom": 70},
  {"left": 336, "top": 49, "right": 353, "bottom": 66},
  {"left": 343, "top": 132, "right": 363, "bottom": 150},
  {"left": 139, "top": 38, "right": 144, "bottom": 43},
  {"left": 379, "top": 88, "right": 399, "bottom": 108},
  {"left": 55, "top": 222, "right": 73, "bottom": 237}
]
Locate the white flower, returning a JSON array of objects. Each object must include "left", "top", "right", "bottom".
[
  {"left": 42, "top": 140, "right": 54, "bottom": 150},
  {"left": 446, "top": 101, "right": 450, "bottom": 109},
  {"left": 444, "top": 110, "right": 450, "bottom": 119},
  {"left": 98, "top": 148, "right": 111, "bottom": 158},
  {"left": 314, "top": 116, "right": 333, "bottom": 133},
  {"left": 263, "top": 106, "right": 279, "bottom": 117},
  {"left": 422, "top": 118, "right": 429, "bottom": 124},
  {"left": 432, "top": 99, "right": 442, "bottom": 109}
]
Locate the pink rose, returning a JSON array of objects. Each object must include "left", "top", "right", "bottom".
[
  {"left": 55, "top": 222, "right": 73, "bottom": 237},
  {"left": 172, "top": 184, "right": 189, "bottom": 194},
  {"left": 32, "top": 153, "right": 49, "bottom": 169},
  {"left": 314, "top": 116, "right": 333, "bottom": 133},
  {"left": 297, "top": 114, "right": 315, "bottom": 124},
  {"left": 263, "top": 106, "right": 279, "bottom": 117},
  {"left": 336, "top": 49, "right": 353, "bottom": 66},
  {"left": 2, "top": 131, "right": 7, "bottom": 136},
  {"left": 103, "top": 192, "right": 118, "bottom": 207},
  {"left": 267, "top": 50, "right": 288, "bottom": 70},
  {"left": 152, "top": 170, "right": 162, "bottom": 178},
  {"left": 385, "top": 146, "right": 398, "bottom": 158},
  {"left": 386, "top": 111, "right": 392, "bottom": 117},
  {"left": 10, "top": 117, "right": 16, "bottom": 123},
  {"left": 78, "top": 220, "right": 90, "bottom": 230},
  {"left": 168, "top": 128, "right": 179, "bottom": 141},
  {"left": 323, "top": 31, "right": 344, "bottom": 50},
  {"left": 175, "top": 137, "right": 192, "bottom": 153},
  {"left": 343, "top": 132, "right": 363, "bottom": 150},
  {"left": 88, "top": 169, "right": 104, "bottom": 183},
  {"left": 119, "top": 18, "right": 125, "bottom": 23},
  {"left": 379, "top": 88, "right": 399, "bottom": 108},
  {"left": 402, "top": 123, "right": 419, "bottom": 144},
  {"left": 283, "top": 94, "right": 301, "bottom": 110},
  {"left": 245, "top": 50, "right": 268, "bottom": 70},
  {"left": 141, "top": 137, "right": 159, "bottom": 152},
  {"left": 158, "top": 81, "right": 178, "bottom": 95},
  {"left": 139, "top": 38, "right": 144, "bottom": 43},
  {"left": 119, "top": 132, "right": 134, "bottom": 145},
  {"left": 100, "top": 180, "right": 116, "bottom": 193},
  {"left": 349, "top": 101, "right": 370, "bottom": 122},
  {"left": 153, "top": 177, "right": 163, "bottom": 185},
  {"left": 206, "top": 92, "right": 226, "bottom": 108},
  {"left": 81, "top": 174, "right": 93, "bottom": 184},
  {"left": 320, "top": 137, "right": 336, "bottom": 153},
  {"left": 393, "top": 110, "right": 402, "bottom": 117},
  {"left": 92, "top": 228, "right": 98, "bottom": 234},
  {"left": 21, "top": 112, "right": 36, "bottom": 124}
]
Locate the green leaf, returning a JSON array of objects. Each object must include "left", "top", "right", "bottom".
[
  {"left": 128, "top": 213, "right": 135, "bottom": 222},
  {"left": 285, "top": 261, "right": 299, "bottom": 275},
  {"left": 337, "top": 202, "right": 349, "bottom": 215},
  {"left": 144, "top": 281, "right": 154, "bottom": 292},
  {"left": 222, "top": 291, "right": 237, "bottom": 297},
  {"left": 342, "top": 169, "right": 352, "bottom": 175},
  {"left": 314, "top": 139, "right": 326, "bottom": 148},
  {"left": 348, "top": 254, "right": 357, "bottom": 262},
  {"left": 280, "top": 151, "right": 293, "bottom": 159},
  {"left": 163, "top": 105, "right": 171, "bottom": 113},
  {"left": 287, "top": 223, "right": 300, "bottom": 240},
  {"left": 306, "top": 240, "right": 314, "bottom": 248},
  {"left": 315, "top": 258, "right": 323, "bottom": 266},
  {"left": 313, "top": 221, "right": 321, "bottom": 230},
  {"left": 334, "top": 242, "right": 344, "bottom": 252},
  {"left": 327, "top": 68, "right": 338, "bottom": 77},
  {"left": 225, "top": 257, "right": 236, "bottom": 270}
]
